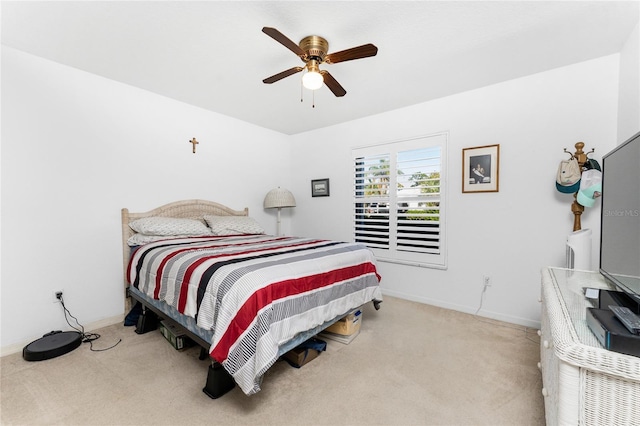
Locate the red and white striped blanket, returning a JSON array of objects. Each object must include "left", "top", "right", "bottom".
[{"left": 127, "top": 235, "right": 382, "bottom": 395}]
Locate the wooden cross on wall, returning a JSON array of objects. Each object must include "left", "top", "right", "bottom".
[{"left": 189, "top": 137, "right": 199, "bottom": 154}]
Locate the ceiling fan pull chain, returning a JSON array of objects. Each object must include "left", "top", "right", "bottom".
[{"left": 312, "top": 90, "right": 315, "bottom": 108}]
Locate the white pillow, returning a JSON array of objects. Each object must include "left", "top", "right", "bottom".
[
  {"left": 129, "top": 217, "right": 212, "bottom": 236},
  {"left": 203, "top": 215, "right": 265, "bottom": 236}
]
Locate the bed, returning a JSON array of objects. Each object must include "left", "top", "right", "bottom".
[{"left": 121, "top": 199, "right": 382, "bottom": 397}]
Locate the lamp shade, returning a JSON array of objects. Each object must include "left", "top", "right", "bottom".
[
  {"left": 264, "top": 187, "right": 296, "bottom": 209},
  {"left": 302, "top": 71, "right": 323, "bottom": 90}
]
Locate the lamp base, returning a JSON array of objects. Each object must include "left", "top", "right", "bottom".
[{"left": 276, "top": 207, "right": 282, "bottom": 236}]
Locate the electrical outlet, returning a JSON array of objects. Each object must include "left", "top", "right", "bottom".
[
  {"left": 53, "top": 290, "right": 64, "bottom": 303},
  {"left": 483, "top": 276, "right": 491, "bottom": 287}
]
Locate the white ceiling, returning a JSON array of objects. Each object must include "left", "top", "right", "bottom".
[{"left": 2, "top": 1, "right": 639, "bottom": 135}]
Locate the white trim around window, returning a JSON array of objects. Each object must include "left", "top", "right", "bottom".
[{"left": 353, "top": 132, "right": 448, "bottom": 269}]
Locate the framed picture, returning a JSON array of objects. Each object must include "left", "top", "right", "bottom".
[
  {"left": 311, "top": 178, "right": 330, "bottom": 197},
  {"left": 462, "top": 144, "right": 500, "bottom": 193}
]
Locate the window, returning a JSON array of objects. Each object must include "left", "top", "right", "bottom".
[{"left": 353, "top": 133, "right": 447, "bottom": 268}]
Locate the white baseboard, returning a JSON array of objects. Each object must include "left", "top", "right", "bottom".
[
  {"left": 1, "top": 314, "right": 124, "bottom": 357},
  {"left": 380, "top": 288, "right": 542, "bottom": 329}
]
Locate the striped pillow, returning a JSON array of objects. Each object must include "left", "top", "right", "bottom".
[
  {"left": 203, "top": 215, "right": 265, "bottom": 236},
  {"left": 129, "top": 217, "right": 212, "bottom": 236}
]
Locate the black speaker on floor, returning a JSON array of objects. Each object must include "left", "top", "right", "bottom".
[{"left": 23, "top": 331, "right": 82, "bottom": 361}]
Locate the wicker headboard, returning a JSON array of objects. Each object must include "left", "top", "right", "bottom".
[{"left": 121, "top": 199, "right": 248, "bottom": 285}]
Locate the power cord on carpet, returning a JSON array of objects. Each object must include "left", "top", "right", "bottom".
[
  {"left": 59, "top": 295, "right": 122, "bottom": 352},
  {"left": 474, "top": 282, "right": 489, "bottom": 316},
  {"left": 474, "top": 283, "right": 540, "bottom": 345}
]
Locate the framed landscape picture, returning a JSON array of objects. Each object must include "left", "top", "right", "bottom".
[
  {"left": 311, "top": 178, "right": 330, "bottom": 197},
  {"left": 462, "top": 144, "right": 500, "bottom": 193}
]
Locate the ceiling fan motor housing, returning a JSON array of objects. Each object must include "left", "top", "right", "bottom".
[{"left": 299, "top": 35, "right": 329, "bottom": 62}]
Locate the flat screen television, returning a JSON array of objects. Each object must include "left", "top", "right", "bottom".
[{"left": 599, "top": 130, "right": 640, "bottom": 303}]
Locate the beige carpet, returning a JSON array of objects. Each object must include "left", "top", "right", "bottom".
[{"left": 1, "top": 296, "right": 545, "bottom": 426}]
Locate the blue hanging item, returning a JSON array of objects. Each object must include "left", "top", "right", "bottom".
[{"left": 124, "top": 301, "right": 143, "bottom": 326}]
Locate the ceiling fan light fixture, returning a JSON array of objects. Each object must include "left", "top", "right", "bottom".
[
  {"left": 302, "top": 70, "right": 323, "bottom": 90},
  {"left": 302, "top": 60, "right": 323, "bottom": 90}
]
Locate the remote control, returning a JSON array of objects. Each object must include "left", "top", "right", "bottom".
[{"left": 608, "top": 305, "right": 640, "bottom": 335}]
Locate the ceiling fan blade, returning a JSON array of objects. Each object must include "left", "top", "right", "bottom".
[
  {"left": 262, "top": 27, "right": 306, "bottom": 57},
  {"left": 325, "top": 43, "right": 378, "bottom": 64},
  {"left": 263, "top": 67, "right": 304, "bottom": 84},
  {"left": 321, "top": 71, "right": 346, "bottom": 97}
]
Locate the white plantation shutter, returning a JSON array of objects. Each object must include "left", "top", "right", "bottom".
[
  {"left": 353, "top": 133, "right": 447, "bottom": 268},
  {"left": 354, "top": 152, "right": 391, "bottom": 250}
]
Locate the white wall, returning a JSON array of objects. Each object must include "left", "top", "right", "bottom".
[
  {"left": 618, "top": 22, "right": 640, "bottom": 143},
  {"left": 1, "top": 42, "right": 633, "bottom": 354},
  {"left": 1, "top": 47, "right": 292, "bottom": 352},
  {"left": 289, "top": 55, "right": 621, "bottom": 328}
]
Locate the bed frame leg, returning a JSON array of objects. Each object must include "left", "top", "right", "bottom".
[
  {"left": 135, "top": 308, "right": 158, "bottom": 334},
  {"left": 199, "top": 346, "right": 209, "bottom": 360},
  {"left": 202, "top": 362, "right": 236, "bottom": 399},
  {"left": 373, "top": 299, "right": 382, "bottom": 310}
]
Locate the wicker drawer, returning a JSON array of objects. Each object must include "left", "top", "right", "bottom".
[{"left": 539, "top": 301, "right": 560, "bottom": 425}]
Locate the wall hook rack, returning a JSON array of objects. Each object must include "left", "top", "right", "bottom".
[
  {"left": 563, "top": 149, "right": 575, "bottom": 160},
  {"left": 566, "top": 141, "right": 595, "bottom": 232}
]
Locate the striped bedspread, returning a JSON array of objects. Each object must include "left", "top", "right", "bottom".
[{"left": 127, "top": 235, "right": 382, "bottom": 395}]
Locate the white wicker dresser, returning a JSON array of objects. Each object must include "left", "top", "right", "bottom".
[{"left": 540, "top": 267, "right": 640, "bottom": 426}]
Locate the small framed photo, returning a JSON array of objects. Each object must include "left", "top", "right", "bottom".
[
  {"left": 311, "top": 178, "right": 330, "bottom": 197},
  {"left": 462, "top": 144, "right": 500, "bottom": 193}
]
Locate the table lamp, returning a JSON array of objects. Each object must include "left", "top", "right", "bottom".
[{"left": 263, "top": 187, "right": 296, "bottom": 236}]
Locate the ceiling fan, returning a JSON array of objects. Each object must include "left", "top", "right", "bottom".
[{"left": 261, "top": 26, "right": 378, "bottom": 97}]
